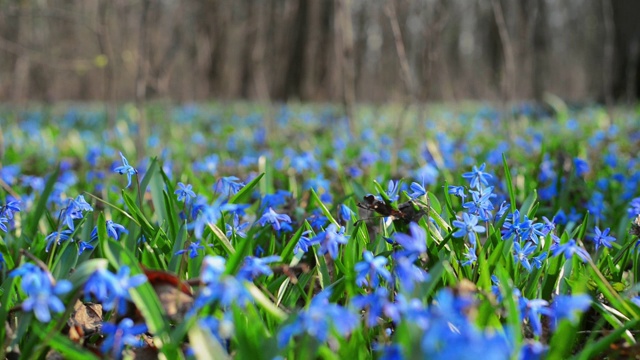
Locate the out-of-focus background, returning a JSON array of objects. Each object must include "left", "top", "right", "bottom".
[{"left": 1, "top": 0, "right": 639, "bottom": 105}]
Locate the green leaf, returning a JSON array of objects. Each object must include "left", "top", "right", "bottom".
[
  {"left": 502, "top": 154, "right": 516, "bottom": 212},
  {"left": 309, "top": 188, "right": 339, "bottom": 227},
  {"left": 230, "top": 173, "right": 264, "bottom": 205},
  {"left": 0, "top": 276, "right": 17, "bottom": 359},
  {"left": 189, "top": 323, "right": 230, "bottom": 360},
  {"left": 25, "top": 165, "right": 60, "bottom": 240}
]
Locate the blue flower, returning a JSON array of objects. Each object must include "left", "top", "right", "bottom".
[
  {"left": 278, "top": 290, "right": 357, "bottom": 347},
  {"left": 448, "top": 185, "right": 467, "bottom": 199},
  {"left": 175, "top": 182, "right": 196, "bottom": 203},
  {"left": 101, "top": 318, "right": 148, "bottom": 360},
  {"left": 312, "top": 223, "right": 349, "bottom": 259},
  {"left": 552, "top": 239, "right": 591, "bottom": 263},
  {"left": 45, "top": 230, "right": 74, "bottom": 252},
  {"left": 629, "top": 198, "right": 640, "bottom": 219},
  {"left": 192, "top": 276, "right": 252, "bottom": 312},
  {"left": 393, "top": 222, "right": 427, "bottom": 257},
  {"left": 531, "top": 251, "right": 548, "bottom": 269},
  {"left": 0, "top": 217, "right": 8, "bottom": 232},
  {"left": 452, "top": 212, "right": 485, "bottom": 245},
  {"left": 257, "top": 206, "right": 293, "bottom": 231},
  {"left": 549, "top": 294, "right": 591, "bottom": 329},
  {"left": 84, "top": 266, "right": 147, "bottom": 315},
  {"left": 12, "top": 264, "right": 71, "bottom": 323},
  {"left": 461, "top": 247, "right": 477, "bottom": 266},
  {"left": 463, "top": 187, "right": 496, "bottom": 221},
  {"left": 293, "top": 230, "right": 316, "bottom": 255},
  {"left": 237, "top": 255, "right": 281, "bottom": 281},
  {"left": 384, "top": 180, "right": 400, "bottom": 202},
  {"left": 393, "top": 254, "right": 428, "bottom": 293},
  {"left": 77, "top": 241, "right": 95, "bottom": 255},
  {"left": 90, "top": 220, "right": 129, "bottom": 241},
  {"left": 520, "top": 341, "right": 548, "bottom": 360},
  {"left": 513, "top": 241, "right": 536, "bottom": 272},
  {"left": 521, "top": 297, "right": 552, "bottom": 336},
  {"left": 175, "top": 241, "right": 205, "bottom": 259},
  {"left": 338, "top": 204, "right": 355, "bottom": 222},
  {"left": 190, "top": 199, "right": 243, "bottom": 239},
  {"left": 502, "top": 210, "right": 531, "bottom": 242},
  {"left": 225, "top": 214, "right": 249, "bottom": 238},
  {"left": 462, "top": 163, "right": 493, "bottom": 189},
  {"left": 114, "top": 152, "right": 138, "bottom": 188},
  {"left": 354, "top": 251, "right": 392, "bottom": 288},
  {"left": 60, "top": 195, "right": 93, "bottom": 231},
  {"left": 408, "top": 180, "right": 427, "bottom": 199},
  {"left": 200, "top": 256, "right": 227, "bottom": 284},
  {"left": 574, "top": 157, "right": 589, "bottom": 177},
  {"left": 261, "top": 190, "right": 291, "bottom": 210},
  {"left": 591, "top": 226, "right": 616, "bottom": 252},
  {"left": 352, "top": 287, "right": 398, "bottom": 326},
  {"left": 214, "top": 176, "right": 245, "bottom": 197},
  {"left": 0, "top": 200, "right": 21, "bottom": 219}
]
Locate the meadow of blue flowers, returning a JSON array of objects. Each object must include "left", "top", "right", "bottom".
[{"left": 1, "top": 103, "right": 640, "bottom": 359}]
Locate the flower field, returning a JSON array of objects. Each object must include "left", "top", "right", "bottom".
[{"left": 1, "top": 103, "right": 640, "bottom": 359}]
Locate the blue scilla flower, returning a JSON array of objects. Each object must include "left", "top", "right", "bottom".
[
  {"left": 354, "top": 251, "right": 392, "bottom": 288},
  {"left": 520, "top": 341, "right": 548, "bottom": 360},
  {"left": 190, "top": 199, "right": 244, "bottom": 239},
  {"left": 261, "top": 190, "right": 291, "bottom": 210},
  {"left": 463, "top": 187, "right": 496, "bottom": 221},
  {"left": 90, "top": 220, "right": 129, "bottom": 242},
  {"left": 462, "top": 163, "right": 493, "bottom": 189},
  {"left": 384, "top": 180, "right": 400, "bottom": 202},
  {"left": 574, "top": 158, "right": 589, "bottom": 177},
  {"left": 461, "top": 247, "right": 477, "bottom": 266},
  {"left": 408, "top": 179, "right": 427, "bottom": 199},
  {"left": 312, "top": 223, "right": 349, "bottom": 259},
  {"left": 278, "top": 289, "right": 357, "bottom": 347},
  {"left": 192, "top": 276, "right": 252, "bottom": 312},
  {"left": 259, "top": 207, "right": 292, "bottom": 231},
  {"left": 0, "top": 217, "right": 9, "bottom": 233},
  {"left": 175, "top": 182, "right": 196, "bottom": 203},
  {"left": 11, "top": 264, "right": 72, "bottom": 323},
  {"left": 393, "top": 254, "right": 428, "bottom": 293},
  {"left": 84, "top": 266, "right": 147, "bottom": 315},
  {"left": 175, "top": 241, "right": 205, "bottom": 259},
  {"left": 519, "top": 295, "right": 552, "bottom": 336},
  {"left": 552, "top": 239, "right": 591, "bottom": 263},
  {"left": 214, "top": 176, "right": 245, "bottom": 197},
  {"left": 237, "top": 255, "right": 281, "bottom": 281},
  {"left": 45, "top": 229, "right": 74, "bottom": 252},
  {"left": 513, "top": 241, "right": 536, "bottom": 272},
  {"left": 393, "top": 222, "right": 427, "bottom": 257},
  {"left": 448, "top": 185, "right": 467, "bottom": 200},
  {"left": 101, "top": 318, "right": 148, "bottom": 360},
  {"left": 591, "top": 226, "right": 616, "bottom": 252},
  {"left": 338, "top": 204, "right": 356, "bottom": 223},
  {"left": 0, "top": 200, "right": 21, "bottom": 219},
  {"left": 60, "top": 195, "right": 93, "bottom": 231},
  {"left": 201, "top": 255, "right": 227, "bottom": 285},
  {"left": 628, "top": 197, "right": 640, "bottom": 219},
  {"left": 114, "top": 152, "right": 138, "bottom": 188},
  {"left": 549, "top": 294, "right": 591, "bottom": 330},
  {"left": 293, "top": 230, "right": 315, "bottom": 255},
  {"left": 225, "top": 214, "right": 249, "bottom": 239},
  {"left": 352, "top": 287, "right": 399, "bottom": 326},
  {"left": 452, "top": 212, "right": 485, "bottom": 246}
]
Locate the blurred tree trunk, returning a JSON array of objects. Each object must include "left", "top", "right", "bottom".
[
  {"left": 531, "top": 0, "right": 547, "bottom": 102},
  {"left": 12, "top": 0, "right": 31, "bottom": 104},
  {"left": 335, "top": 0, "right": 356, "bottom": 134},
  {"left": 611, "top": 0, "right": 640, "bottom": 102},
  {"left": 283, "top": 0, "right": 308, "bottom": 100}
]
